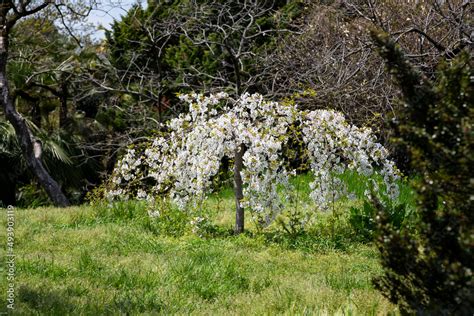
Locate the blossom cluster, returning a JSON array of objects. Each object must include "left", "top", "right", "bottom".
[
  {"left": 107, "top": 92, "right": 400, "bottom": 227},
  {"left": 301, "top": 110, "right": 400, "bottom": 210}
]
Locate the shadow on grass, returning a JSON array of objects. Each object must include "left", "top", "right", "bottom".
[
  {"left": 13, "top": 284, "right": 165, "bottom": 315},
  {"left": 17, "top": 285, "right": 76, "bottom": 314}
]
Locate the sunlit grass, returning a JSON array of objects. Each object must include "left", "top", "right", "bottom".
[{"left": 0, "top": 174, "right": 405, "bottom": 314}]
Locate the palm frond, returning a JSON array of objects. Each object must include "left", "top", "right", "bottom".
[
  {"left": 0, "top": 121, "right": 21, "bottom": 158},
  {"left": 0, "top": 119, "right": 74, "bottom": 165},
  {"left": 42, "top": 138, "right": 73, "bottom": 165}
]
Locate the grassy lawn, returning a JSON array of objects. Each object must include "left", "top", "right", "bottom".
[{"left": 0, "top": 176, "right": 406, "bottom": 315}]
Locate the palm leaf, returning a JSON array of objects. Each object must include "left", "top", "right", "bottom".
[{"left": 42, "top": 138, "right": 73, "bottom": 165}]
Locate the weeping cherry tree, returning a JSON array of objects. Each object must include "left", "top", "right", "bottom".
[{"left": 107, "top": 92, "right": 400, "bottom": 233}]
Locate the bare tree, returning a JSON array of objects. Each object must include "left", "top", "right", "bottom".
[
  {"left": 174, "top": 0, "right": 297, "bottom": 97},
  {"left": 262, "top": 0, "right": 472, "bottom": 129}
]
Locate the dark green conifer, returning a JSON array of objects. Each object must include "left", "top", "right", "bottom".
[{"left": 371, "top": 31, "right": 473, "bottom": 315}]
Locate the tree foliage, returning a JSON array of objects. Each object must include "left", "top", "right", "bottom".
[{"left": 372, "top": 32, "right": 473, "bottom": 315}]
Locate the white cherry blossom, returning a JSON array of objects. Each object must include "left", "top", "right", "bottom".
[{"left": 107, "top": 92, "right": 400, "bottom": 228}]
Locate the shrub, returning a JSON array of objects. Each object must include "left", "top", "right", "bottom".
[
  {"left": 16, "top": 183, "right": 51, "bottom": 208},
  {"left": 349, "top": 200, "right": 409, "bottom": 242}
]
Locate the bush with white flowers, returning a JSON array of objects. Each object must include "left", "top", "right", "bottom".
[{"left": 106, "top": 92, "right": 400, "bottom": 232}]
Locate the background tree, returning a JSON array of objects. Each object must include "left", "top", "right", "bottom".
[
  {"left": 104, "top": 0, "right": 304, "bottom": 109},
  {"left": 261, "top": 0, "right": 472, "bottom": 174},
  {"left": 0, "top": 0, "right": 97, "bottom": 206},
  {"left": 0, "top": 11, "right": 109, "bottom": 206},
  {"left": 171, "top": 0, "right": 302, "bottom": 96},
  {"left": 371, "top": 32, "right": 473, "bottom": 315},
  {"left": 10, "top": 17, "right": 77, "bottom": 128},
  {"left": 104, "top": 2, "right": 179, "bottom": 121},
  {"left": 263, "top": 0, "right": 472, "bottom": 127}
]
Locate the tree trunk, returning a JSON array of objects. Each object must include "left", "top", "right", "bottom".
[
  {"left": 0, "top": 31, "right": 70, "bottom": 207},
  {"left": 233, "top": 143, "right": 246, "bottom": 234}
]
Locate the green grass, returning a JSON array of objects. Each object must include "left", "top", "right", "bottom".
[{"left": 0, "top": 175, "right": 407, "bottom": 315}]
